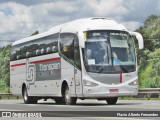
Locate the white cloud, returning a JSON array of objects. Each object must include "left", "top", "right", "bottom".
[
  {"left": 0, "top": 2, "right": 33, "bottom": 42},
  {"left": 85, "top": 0, "right": 128, "bottom": 16},
  {"left": 29, "top": 1, "right": 77, "bottom": 30},
  {"left": 0, "top": 0, "right": 160, "bottom": 47},
  {"left": 1, "top": 3, "right": 32, "bottom": 29}
]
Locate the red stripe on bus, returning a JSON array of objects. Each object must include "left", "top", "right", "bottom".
[
  {"left": 30, "top": 57, "right": 60, "bottom": 64},
  {"left": 120, "top": 72, "right": 122, "bottom": 83},
  {"left": 10, "top": 57, "right": 60, "bottom": 67},
  {"left": 11, "top": 63, "right": 26, "bottom": 67}
]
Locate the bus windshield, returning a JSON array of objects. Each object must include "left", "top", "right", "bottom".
[{"left": 82, "top": 30, "right": 136, "bottom": 73}]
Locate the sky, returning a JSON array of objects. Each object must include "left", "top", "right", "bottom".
[{"left": 0, "top": 0, "right": 160, "bottom": 47}]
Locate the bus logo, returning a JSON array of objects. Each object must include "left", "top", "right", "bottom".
[{"left": 26, "top": 59, "right": 36, "bottom": 84}]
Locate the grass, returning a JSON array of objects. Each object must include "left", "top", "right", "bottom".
[
  {"left": 0, "top": 96, "right": 22, "bottom": 100},
  {"left": 119, "top": 96, "right": 160, "bottom": 100}
]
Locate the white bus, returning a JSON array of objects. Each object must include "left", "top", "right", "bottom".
[{"left": 10, "top": 18, "right": 144, "bottom": 105}]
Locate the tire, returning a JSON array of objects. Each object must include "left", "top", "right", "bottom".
[
  {"left": 62, "top": 85, "right": 77, "bottom": 105},
  {"left": 22, "top": 87, "right": 38, "bottom": 104},
  {"left": 54, "top": 97, "right": 64, "bottom": 104},
  {"left": 106, "top": 97, "right": 118, "bottom": 105}
]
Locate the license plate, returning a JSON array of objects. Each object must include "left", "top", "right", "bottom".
[{"left": 109, "top": 89, "right": 119, "bottom": 93}]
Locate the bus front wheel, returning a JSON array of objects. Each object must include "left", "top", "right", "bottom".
[
  {"left": 62, "top": 85, "right": 77, "bottom": 105},
  {"left": 106, "top": 97, "right": 118, "bottom": 105},
  {"left": 22, "top": 87, "right": 38, "bottom": 104}
]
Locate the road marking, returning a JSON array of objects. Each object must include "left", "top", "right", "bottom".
[{"left": 0, "top": 109, "right": 21, "bottom": 111}]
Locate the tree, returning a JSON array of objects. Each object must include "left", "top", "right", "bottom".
[
  {"left": 0, "top": 45, "right": 11, "bottom": 93},
  {"left": 136, "top": 15, "right": 160, "bottom": 88}
]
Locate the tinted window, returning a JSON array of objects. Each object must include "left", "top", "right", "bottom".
[
  {"left": 10, "top": 33, "right": 59, "bottom": 61},
  {"left": 60, "top": 33, "right": 74, "bottom": 62},
  {"left": 32, "top": 38, "right": 45, "bottom": 56},
  {"left": 45, "top": 34, "right": 58, "bottom": 54},
  {"left": 60, "top": 33, "right": 81, "bottom": 69}
]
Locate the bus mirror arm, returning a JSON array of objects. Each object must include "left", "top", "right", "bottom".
[{"left": 129, "top": 32, "right": 144, "bottom": 49}]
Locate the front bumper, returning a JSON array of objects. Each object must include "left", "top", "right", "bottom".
[{"left": 82, "top": 84, "right": 138, "bottom": 98}]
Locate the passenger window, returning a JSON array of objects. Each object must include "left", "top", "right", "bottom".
[
  {"left": 14, "top": 44, "right": 24, "bottom": 60},
  {"left": 60, "top": 33, "right": 74, "bottom": 62},
  {"left": 10, "top": 33, "right": 59, "bottom": 60},
  {"left": 24, "top": 42, "right": 32, "bottom": 58},
  {"left": 45, "top": 34, "right": 58, "bottom": 54},
  {"left": 32, "top": 38, "right": 45, "bottom": 56}
]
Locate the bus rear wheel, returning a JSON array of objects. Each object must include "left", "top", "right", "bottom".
[
  {"left": 62, "top": 85, "right": 77, "bottom": 105},
  {"left": 106, "top": 97, "right": 118, "bottom": 105},
  {"left": 22, "top": 87, "right": 38, "bottom": 104},
  {"left": 54, "top": 97, "right": 64, "bottom": 104}
]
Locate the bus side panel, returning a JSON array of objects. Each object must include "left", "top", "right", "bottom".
[
  {"left": 61, "top": 58, "right": 76, "bottom": 97},
  {"left": 10, "top": 59, "right": 26, "bottom": 96},
  {"left": 26, "top": 53, "right": 62, "bottom": 96}
]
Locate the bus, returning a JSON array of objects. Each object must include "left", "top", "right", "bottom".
[{"left": 10, "top": 17, "right": 144, "bottom": 105}]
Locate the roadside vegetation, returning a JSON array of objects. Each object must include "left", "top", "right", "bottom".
[
  {"left": 0, "top": 45, "right": 11, "bottom": 93},
  {"left": 136, "top": 15, "right": 160, "bottom": 88}
]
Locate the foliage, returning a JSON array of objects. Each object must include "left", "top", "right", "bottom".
[
  {"left": 136, "top": 15, "right": 160, "bottom": 88},
  {"left": 0, "top": 45, "right": 11, "bottom": 93}
]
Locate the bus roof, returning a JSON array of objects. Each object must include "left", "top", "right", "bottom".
[{"left": 12, "top": 17, "right": 127, "bottom": 46}]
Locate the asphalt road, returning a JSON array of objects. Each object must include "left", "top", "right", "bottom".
[{"left": 0, "top": 99, "right": 159, "bottom": 119}]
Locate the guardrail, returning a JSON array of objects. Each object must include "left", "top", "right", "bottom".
[
  {"left": 0, "top": 93, "right": 20, "bottom": 100},
  {"left": 137, "top": 88, "right": 160, "bottom": 98},
  {"left": 138, "top": 88, "right": 160, "bottom": 93},
  {"left": 0, "top": 88, "right": 160, "bottom": 99}
]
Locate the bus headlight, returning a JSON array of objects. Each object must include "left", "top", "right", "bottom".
[
  {"left": 128, "top": 80, "right": 138, "bottom": 86},
  {"left": 83, "top": 79, "right": 98, "bottom": 87}
]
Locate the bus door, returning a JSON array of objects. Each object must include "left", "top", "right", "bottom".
[
  {"left": 60, "top": 32, "right": 83, "bottom": 97},
  {"left": 74, "top": 36, "right": 83, "bottom": 96}
]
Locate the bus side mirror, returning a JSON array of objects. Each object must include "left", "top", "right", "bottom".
[
  {"left": 78, "top": 32, "right": 85, "bottom": 48},
  {"left": 129, "top": 32, "right": 144, "bottom": 49}
]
